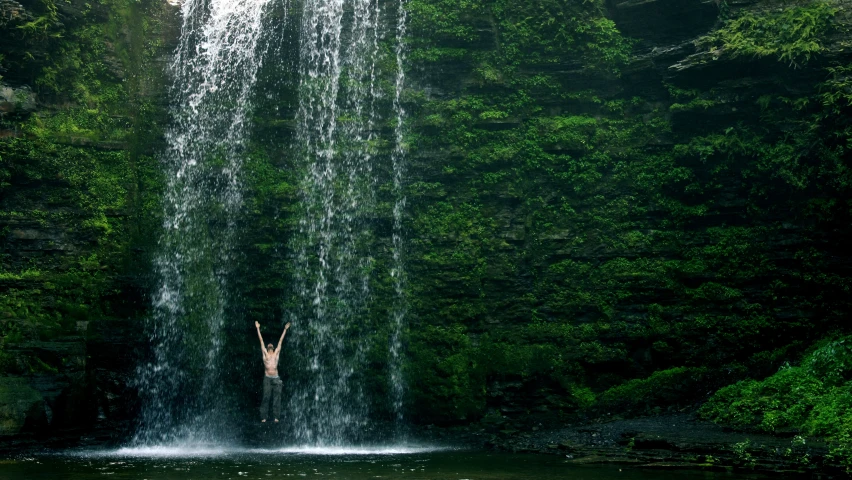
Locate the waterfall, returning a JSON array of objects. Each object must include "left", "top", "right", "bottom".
[
  {"left": 286, "top": 0, "right": 409, "bottom": 445},
  {"left": 135, "top": 0, "right": 280, "bottom": 445},
  {"left": 133, "top": 0, "right": 408, "bottom": 447}
]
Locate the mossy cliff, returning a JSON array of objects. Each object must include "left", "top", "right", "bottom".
[
  {"left": 1, "top": 0, "right": 852, "bottom": 469},
  {"left": 398, "top": 0, "right": 852, "bottom": 467},
  {"left": 1, "top": 0, "right": 177, "bottom": 438}
]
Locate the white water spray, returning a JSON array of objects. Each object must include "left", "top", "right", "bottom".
[
  {"left": 135, "top": 0, "right": 409, "bottom": 447},
  {"left": 135, "top": 0, "right": 280, "bottom": 445},
  {"left": 388, "top": 0, "right": 409, "bottom": 428},
  {"left": 287, "top": 0, "right": 409, "bottom": 445}
]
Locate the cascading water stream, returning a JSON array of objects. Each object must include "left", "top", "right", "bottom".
[
  {"left": 134, "top": 0, "right": 280, "bottom": 445},
  {"left": 388, "top": 0, "right": 409, "bottom": 429},
  {"left": 286, "top": 0, "right": 409, "bottom": 445},
  {"left": 133, "top": 0, "right": 408, "bottom": 448}
]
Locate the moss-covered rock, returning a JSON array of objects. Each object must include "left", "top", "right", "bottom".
[
  {"left": 0, "top": 0, "right": 177, "bottom": 438},
  {"left": 401, "top": 0, "right": 852, "bottom": 427},
  {"left": 0, "top": 377, "right": 45, "bottom": 435}
]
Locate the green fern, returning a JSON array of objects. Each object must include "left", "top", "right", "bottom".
[{"left": 699, "top": 1, "right": 837, "bottom": 68}]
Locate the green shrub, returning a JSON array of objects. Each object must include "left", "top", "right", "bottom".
[
  {"left": 701, "top": 337, "right": 852, "bottom": 468},
  {"left": 699, "top": 1, "right": 837, "bottom": 67},
  {"left": 700, "top": 366, "right": 825, "bottom": 432},
  {"left": 597, "top": 367, "right": 709, "bottom": 415},
  {"left": 804, "top": 337, "right": 852, "bottom": 387}
]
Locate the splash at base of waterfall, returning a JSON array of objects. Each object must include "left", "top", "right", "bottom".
[
  {"left": 134, "top": 0, "right": 282, "bottom": 445},
  {"left": 92, "top": 445, "right": 445, "bottom": 458}
]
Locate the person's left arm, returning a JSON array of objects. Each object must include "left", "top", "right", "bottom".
[
  {"left": 274, "top": 322, "right": 291, "bottom": 354},
  {"left": 256, "top": 321, "right": 267, "bottom": 357}
]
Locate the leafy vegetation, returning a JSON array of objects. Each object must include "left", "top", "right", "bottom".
[
  {"left": 597, "top": 367, "right": 710, "bottom": 416},
  {"left": 0, "top": 0, "right": 172, "bottom": 373},
  {"left": 407, "top": 0, "right": 630, "bottom": 76},
  {"left": 401, "top": 0, "right": 852, "bottom": 441},
  {"left": 701, "top": 337, "right": 852, "bottom": 470},
  {"left": 699, "top": 1, "right": 838, "bottom": 67}
]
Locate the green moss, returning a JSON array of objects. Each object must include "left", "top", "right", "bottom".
[
  {"left": 670, "top": 98, "right": 720, "bottom": 113},
  {"left": 598, "top": 367, "right": 709, "bottom": 415},
  {"left": 409, "top": 325, "right": 484, "bottom": 423},
  {"left": 699, "top": 1, "right": 838, "bottom": 67},
  {"left": 4, "top": 0, "right": 852, "bottom": 439},
  {"left": 0, "top": 0, "right": 170, "bottom": 376},
  {"left": 407, "top": 0, "right": 630, "bottom": 75},
  {"left": 401, "top": 0, "right": 852, "bottom": 429},
  {"left": 14, "top": 0, "right": 60, "bottom": 40}
]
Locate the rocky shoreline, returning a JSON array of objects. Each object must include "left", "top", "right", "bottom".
[{"left": 422, "top": 414, "right": 850, "bottom": 477}]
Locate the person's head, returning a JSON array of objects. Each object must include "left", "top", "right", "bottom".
[{"left": 267, "top": 343, "right": 274, "bottom": 353}]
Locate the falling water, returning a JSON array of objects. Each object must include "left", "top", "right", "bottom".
[
  {"left": 134, "top": 0, "right": 280, "bottom": 445},
  {"left": 286, "top": 0, "right": 409, "bottom": 445},
  {"left": 388, "top": 0, "right": 408, "bottom": 429},
  {"left": 133, "top": 0, "right": 408, "bottom": 447}
]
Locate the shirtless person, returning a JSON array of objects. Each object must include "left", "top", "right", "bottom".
[{"left": 255, "top": 321, "right": 290, "bottom": 423}]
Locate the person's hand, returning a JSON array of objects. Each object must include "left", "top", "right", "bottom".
[
  {"left": 285, "top": 322, "right": 291, "bottom": 330},
  {"left": 255, "top": 321, "right": 260, "bottom": 329}
]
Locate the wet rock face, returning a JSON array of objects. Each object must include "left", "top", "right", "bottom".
[
  {"left": 0, "top": 84, "right": 37, "bottom": 117},
  {"left": 403, "top": 0, "right": 852, "bottom": 426},
  {"left": 0, "top": 335, "right": 98, "bottom": 436},
  {"left": 608, "top": 0, "right": 719, "bottom": 51},
  {"left": 0, "top": 0, "right": 177, "bottom": 448},
  {"left": 0, "top": 378, "right": 46, "bottom": 435},
  {"left": 0, "top": 0, "right": 850, "bottom": 455},
  {"left": 0, "top": 0, "right": 31, "bottom": 26}
]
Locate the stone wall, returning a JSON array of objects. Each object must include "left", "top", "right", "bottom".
[
  {"left": 401, "top": 0, "right": 852, "bottom": 424},
  {"left": 0, "top": 0, "right": 178, "bottom": 441}
]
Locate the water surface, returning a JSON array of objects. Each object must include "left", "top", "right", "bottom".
[{"left": 1, "top": 449, "right": 788, "bottom": 480}]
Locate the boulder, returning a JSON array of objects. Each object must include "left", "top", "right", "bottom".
[
  {"left": 0, "top": 377, "right": 46, "bottom": 436},
  {"left": 0, "top": 0, "right": 32, "bottom": 26},
  {"left": 0, "top": 83, "right": 37, "bottom": 116}
]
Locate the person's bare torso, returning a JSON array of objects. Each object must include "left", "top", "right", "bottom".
[{"left": 263, "top": 351, "right": 280, "bottom": 377}]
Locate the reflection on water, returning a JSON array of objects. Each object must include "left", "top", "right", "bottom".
[{"left": 0, "top": 450, "right": 789, "bottom": 480}]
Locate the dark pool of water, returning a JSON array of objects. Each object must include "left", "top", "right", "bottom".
[{"left": 0, "top": 448, "right": 788, "bottom": 480}]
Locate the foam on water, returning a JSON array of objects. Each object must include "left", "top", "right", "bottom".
[
  {"left": 108, "top": 446, "right": 231, "bottom": 458},
  {"left": 259, "top": 446, "right": 444, "bottom": 455},
  {"left": 86, "top": 445, "right": 445, "bottom": 458}
]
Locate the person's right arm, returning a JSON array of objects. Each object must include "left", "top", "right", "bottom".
[
  {"left": 255, "top": 321, "right": 266, "bottom": 357},
  {"left": 274, "top": 322, "right": 291, "bottom": 354}
]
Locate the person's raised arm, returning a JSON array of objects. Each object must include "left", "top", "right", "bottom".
[
  {"left": 255, "top": 321, "right": 266, "bottom": 356},
  {"left": 275, "top": 322, "right": 291, "bottom": 354}
]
